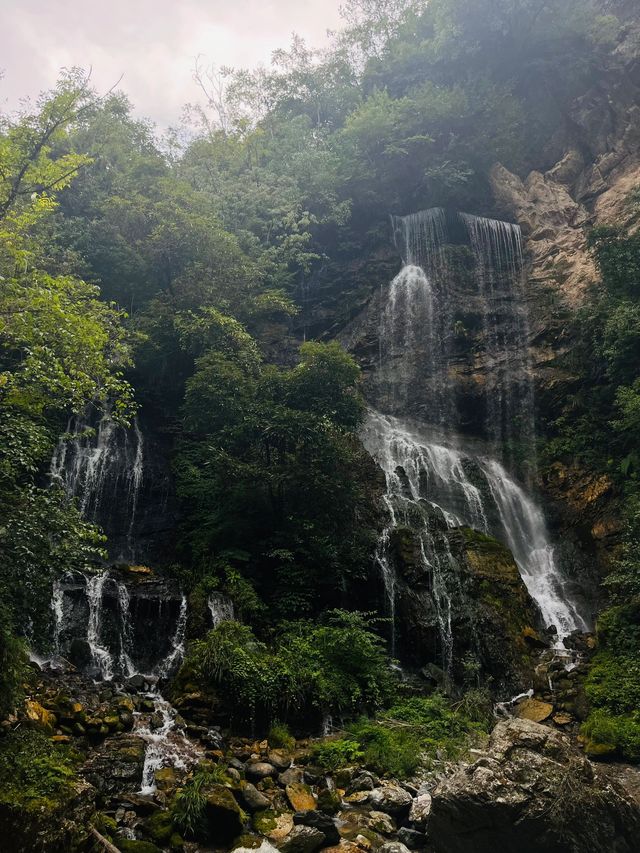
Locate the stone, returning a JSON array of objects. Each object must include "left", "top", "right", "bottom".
[
  {"left": 367, "top": 786, "right": 412, "bottom": 816},
  {"left": 408, "top": 792, "right": 432, "bottom": 827},
  {"left": 268, "top": 749, "right": 292, "bottom": 770},
  {"left": 24, "top": 700, "right": 56, "bottom": 733},
  {"left": 316, "top": 787, "right": 341, "bottom": 814},
  {"left": 278, "top": 826, "right": 326, "bottom": 853},
  {"left": 279, "top": 767, "right": 305, "bottom": 787},
  {"left": 346, "top": 772, "right": 377, "bottom": 794},
  {"left": 204, "top": 784, "right": 245, "bottom": 844},
  {"left": 515, "top": 697, "right": 553, "bottom": 723},
  {"left": 293, "top": 810, "right": 340, "bottom": 845},
  {"left": 285, "top": 782, "right": 316, "bottom": 812},
  {"left": 243, "top": 782, "right": 272, "bottom": 812},
  {"left": 367, "top": 811, "right": 396, "bottom": 835},
  {"left": 379, "top": 844, "right": 412, "bottom": 853},
  {"left": 552, "top": 712, "right": 574, "bottom": 726},
  {"left": 428, "top": 717, "right": 640, "bottom": 853},
  {"left": 253, "top": 809, "right": 295, "bottom": 841},
  {"left": 154, "top": 767, "right": 176, "bottom": 791},
  {"left": 247, "top": 761, "right": 277, "bottom": 781}
]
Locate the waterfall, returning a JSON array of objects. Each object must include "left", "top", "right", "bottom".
[
  {"left": 51, "top": 579, "right": 64, "bottom": 653},
  {"left": 117, "top": 581, "right": 136, "bottom": 677},
  {"left": 49, "top": 413, "right": 145, "bottom": 562},
  {"left": 365, "top": 208, "right": 588, "bottom": 660},
  {"left": 207, "top": 593, "right": 235, "bottom": 628},
  {"left": 155, "top": 595, "right": 188, "bottom": 679},
  {"left": 86, "top": 572, "right": 115, "bottom": 680}
]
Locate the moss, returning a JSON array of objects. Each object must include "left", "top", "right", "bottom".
[
  {"left": 252, "top": 809, "right": 280, "bottom": 834},
  {"left": 143, "top": 810, "right": 176, "bottom": 845},
  {"left": 116, "top": 841, "right": 163, "bottom": 853}
]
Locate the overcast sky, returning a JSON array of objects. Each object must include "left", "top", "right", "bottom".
[{"left": 1, "top": 0, "right": 345, "bottom": 126}]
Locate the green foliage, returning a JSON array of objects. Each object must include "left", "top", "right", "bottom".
[
  {"left": 181, "top": 611, "right": 392, "bottom": 727},
  {"left": 582, "top": 598, "right": 640, "bottom": 761},
  {"left": 267, "top": 721, "right": 295, "bottom": 751},
  {"left": 313, "top": 694, "right": 489, "bottom": 778},
  {"left": 0, "top": 728, "right": 79, "bottom": 807},
  {"left": 171, "top": 764, "right": 231, "bottom": 838},
  {"left": 0, "top": 601, "right": 28, "bottom": 717}
]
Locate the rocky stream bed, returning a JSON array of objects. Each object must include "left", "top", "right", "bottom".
[{"left": 2, "top": 657, "right": 640, "bottom": 853}]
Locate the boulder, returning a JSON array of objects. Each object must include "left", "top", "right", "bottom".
[
  {"left": 368, "top": 785, "right": 412, "bottom": 816},
  {"left": 253, "top": 809, "right": 294, "bottom": 841},
  {"left": 367, "top": 811, "right": 396, "bottom": 835},
  {"left": 429, "top": 718, "right": 640, "bottom": 853},
  {"left": 247, "top": 762, "right": 277, "bottom": 781},
  {"left": 293, "top": 810, "right": 340, "bottom": 845},
  {"left": 204, "top": 784, "right": 245, "bottom": 844},
  {"left": 379, "top": 844, "right": 412, "bottom": 853},
  {"left": 243, "top": 782, "right": 272, "bottom": 812},
  {"left": 268, "top": 749, "right": 292, "bottom": 770},
  {"left": 24, "top": 700, "right": 56, "bottom": 734},
  {"left": 277, "top": 825, "right": 325, "bottom": 853},
  {"left": 515, "top": 697, "right": 554, "bottom": 723},
  {"left": 279, "top": 767, "right": 305, "bottom": 787}
]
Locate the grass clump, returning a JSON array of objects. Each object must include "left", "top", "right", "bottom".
[
  {"left": 171, "top": 764, "right": 231, "bottom": 838},
  {"left": 313, "top": 693, "right": 490, "bottom": 779},
  {"left": 268, "top": 721, "right": 295, "bottom": 751}
]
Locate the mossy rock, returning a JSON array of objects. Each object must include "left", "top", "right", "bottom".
[
  {"left": 143, "top": 810, "right": 176, "bottom": 845},
  {"left": 116, "top": 839, "right": 163, "bottom": 853},
  {"left": 584, "top": 740, "right": 618, "bottom": 760},
  {"left": 232, "top": 832, "right": 265, "bottom": 849},
  {"left": 317, "top": 788, "right": 341, "bottom": 814},
  {"left": 204, "top": 784, "right": 246, "bottom": 844}
]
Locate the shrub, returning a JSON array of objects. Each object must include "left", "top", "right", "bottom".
[
  {"left": 312, "top": 694, "right": 489, "bottom": 778},
  {"left": 171, "top": 765, "right": 231, "bottom": 838},
  {"left": 268, "top": 722, "right": 295, "bottom": 751},
  {"left": 180, "top": 611, "right": 392, "bottom": 728},
  {"left": 0, "top": 729, "right": 79, "bottom": 806}
]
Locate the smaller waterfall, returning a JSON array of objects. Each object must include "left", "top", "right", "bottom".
[
  {"left": 86, "top": 573, "right": 115, "bottom": 680},
  {"left": 208, "top": 593, "right": 234, "bottom": 628},
  {"left": 363, "top": 411, "right": 588, "bottom": 657},
  {"left": 51, "top": 580, "right": 64, "bottom": 653},
  {"left": 117, "top": 581, "right": 136, "bottom": 677},
  {"left": 135, "top": 696, "right": 203, "bottom": 795},
  {"left": 155, "top": 595, "right": 188, "bottom": 679}
]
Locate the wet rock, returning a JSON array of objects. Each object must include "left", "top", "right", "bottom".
[
  {"left": 429, "top": 717, "right": 640, "bottom": 853},
  {"left": 293, "top": 810, "right": 340, "bottom": 845},
  {"left": 81, "top": 734, "right": 145, "bottom": 795},
  {"left": 368, "top": 785, "right": 412, "bottom": 816},
  {"left": 278, "top": 825, "right": 325, "bottom": 853},
  {"left": 204, "top": 784, "right": 245, "bottom": 844},
  {"left": 285, "top": 782, "right": 316, "bottom": 811},
  {"left": 243, "top": 782, "right": 272, "bottom": 812}
]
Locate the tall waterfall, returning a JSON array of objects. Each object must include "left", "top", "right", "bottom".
[
  {"left": 50, "top": 413, "right": 145, "bottom": 562},
  {"left": 366, "top": 209, "right": 587, "bottom": 661}
]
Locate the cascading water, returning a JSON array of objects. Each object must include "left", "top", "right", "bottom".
[
  {"left": 208, "top": 593, "right": 235, "bottom": 628},
  {"left": 49, "top": 413, "right": 145, "bottom": 562},
  {"left": 155, "top": 595, "right": 187, "bottom": 679},
  {"left": 365, "top": 209, "right": 588, "bottom": 664},
  {"left": 86, "top": 572, "right": 115, "bottom": 680}
]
